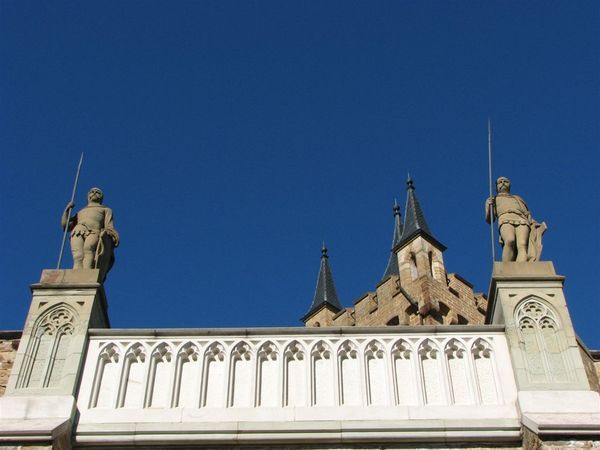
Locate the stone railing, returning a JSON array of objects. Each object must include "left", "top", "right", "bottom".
[{"left": 76, "top": 326, "right": 520, "bottom": 445}]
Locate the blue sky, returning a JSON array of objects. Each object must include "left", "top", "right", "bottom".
[{"left": 1, "top": 2, "right": 598, "bottom": 347}]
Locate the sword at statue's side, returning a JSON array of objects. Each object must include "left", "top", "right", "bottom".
[
  {"left": 487, "top": 119, "right": 496, "bottom": 263},
  {"left": 57, "top": 153, "right": 84, "bottom": 269}
]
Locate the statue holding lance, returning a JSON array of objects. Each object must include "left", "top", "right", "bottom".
[
  {"left": 485, "top": 176, "right": 546, "bottom": 262},
  {"left": 61, "top": 187, "right": 120, "bottom": 281}
]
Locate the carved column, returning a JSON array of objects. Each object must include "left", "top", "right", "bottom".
[
  {"left": 487, "top": 262, "right": 600, "bottom": 442},
  {"left": 0, "top": 269, "right": 109, "bottom": 449}
]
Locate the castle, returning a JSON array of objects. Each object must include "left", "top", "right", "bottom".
[{"left": 0, "top": 177, "right": 599, "bottom": 449}]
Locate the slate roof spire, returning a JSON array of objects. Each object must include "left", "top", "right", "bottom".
[
  {"left": 382, "top": 199, "right": 404, "bottom": 279},
  {"left": 397, "top": 175, "right": 446, "bottom": 250},
  {"left": 304, "top": 243, "right": 342, "bottom": 319}
]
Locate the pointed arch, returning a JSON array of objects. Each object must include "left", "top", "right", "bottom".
[
  {"left": 471, "top": 338, "right": 498, "bottom": 404},
  {"left": 391, "top": 339, "right": 417, "bottom": 405},
  {"left": 90, "top": 343, "right": 120, "bottom": 408},
  {"left": 364, "top": 340, "right": 386, "bottom": 405},
  {"left": 146, "top": 342, "right": 173, "bottom": 408},
  {"left": 419, "top": 339, "right": 444, "bottom": 405},
  {"left": 337, "top": 340, "right": 360, "bottom": 406},
  {"left": 515, "top": 297, "right": 571, "bottom": 383},
  {"left": 173, "top": 341, "right": 200, "bottom": 408},
  {"left": 17, "top": 303, "right": 78, "bottom": 389},
  {"left": 201, "top": 341, "right": 226, "bottom": 407},
  {"left": 257, "top": 341, "right": 279, "bottom": 407},
  {"left": 283, "top": 340, "right": 306, "bottom": 407},
  {"left": 229, "top": 341, "right": 253, "bottom": 407},
  {"left": 444, "top": 339, "right": 472, "bottom": 405},
  {"left": 118, "top": 343, "right": 147, "bottom": 408},
  {"left": 311, "top": 341, "right": 334, "bottom": 406}
]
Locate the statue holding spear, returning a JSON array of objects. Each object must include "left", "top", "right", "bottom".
[
  {"left": 58, "top": 156, "right": 120, "bottom": 281},
  {"left": 484, "top": 123, "right": 546, "bottom": 263},
  {"left": 485, "top": 177, "right": 546, "bottom": 262}
]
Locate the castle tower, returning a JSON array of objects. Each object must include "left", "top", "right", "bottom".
[
  {"left": 303, "top": 177, "right": 487, "bottom": 328},
  {"left": 381, "top": 199, "right": 403, "bottom": 279},
  {"left": 395, "top": 175, "right": 448, "bottom": 288},
  {"left": 302, "top": 244, "right": 343, "bottom": 327}
]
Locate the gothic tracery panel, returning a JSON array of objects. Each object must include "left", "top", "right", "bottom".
[
  {"left": 311, "top": 341, "right": 334, "bottom": 406},
  {"left": 391, "top": 340, "right": 417, "bottom": 405},
  {"left": 284, "top": 341, "right": 306, "bottom": 407},
  {"left": 472, "top": 339, "right": 498, "bottom": 405},
  {"left": 419, "top": 339, "right": 444, "bottom": 405},
  {"left": 516, "top": 298, "right": 570, "bottom": 384},
  {"left": 121, "top": 343, "right": 147, "bottom": 408},
  {"left": 174, "top": 342, "right": 200, "bottom": 408},
  {"left": 92, "top": 343, "right": 120, "bottom": 408},
  {"left": 257, "top": 341, "right": 279, "bottom": 407},
  {"left": 19, "top": 304, "right": 77, "bottom": 389},
  {"left": 203, "top": 342, "right": 226, "bottom": 407},
  {"left": 147, "top": 343, "right": 173, "bottom": 408},
  {"left": 445, "top": 339, "right": 472, "bottom": 405},
  {"left": 230, "top": 342, "right": 253, "bottom": 407},
  {"left": 365, "top": 340, "right": 386, "bottom": 406},
  {"left": 338, "top": 340, "right": 361, "bottom": 406}
]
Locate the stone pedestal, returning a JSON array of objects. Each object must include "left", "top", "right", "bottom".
[
  {"left": 0, "top": 269, "right": 110, "bottom": 449},
  {"left": 487, "top": 262, "right": 600, "bottom": 442}
]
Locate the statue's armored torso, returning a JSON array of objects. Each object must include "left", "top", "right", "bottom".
[
  {"left": 72, "top": 204, "right": 113, "bottom": 237},
  {"left": 494, "top": 193, "right": 530, "bottom": 227}
]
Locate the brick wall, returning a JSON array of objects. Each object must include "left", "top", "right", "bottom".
[{"left": 0, "top": 332, "right": 21, "bottom": 397}]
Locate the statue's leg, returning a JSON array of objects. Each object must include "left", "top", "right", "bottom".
[
  {"left": 82, "top": 234, "right": 100, "bottom": 269},
  {"left": 70, "top": 235, "right": 84, "bottom": 269},
  {"left": 499, "top": 225, "right": 516, "bottom": 262},
  {"left": 515, "top": 225, "right": 530, "bottom": 262}
]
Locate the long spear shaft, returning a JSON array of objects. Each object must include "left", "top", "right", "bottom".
[
  {"left": 57, "top": 153, "right": 84, "bottom": 269},
  {"left": 488, "top": 120, "right": 496, "bottom": 262}
]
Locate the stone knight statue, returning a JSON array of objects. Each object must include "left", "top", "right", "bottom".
[
  {"left": 486, "top": 176, "right": 546, "bottom": 262},
  {"left": 61, "top": 187, "right": 119, "bottom": 280}
]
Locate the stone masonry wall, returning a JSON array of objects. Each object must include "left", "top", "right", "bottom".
[
  {"left": 578, "top": 344, "right": 600, "bottom": 394},
  {"left": 0, "top": 333, "right": 21, "bottom": 397}
]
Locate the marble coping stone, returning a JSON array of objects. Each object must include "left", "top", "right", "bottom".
[
  {"left": 0, "top": 395, "right": 75, "bottom": 443},
  {"left": 88, "top": 324, "right": 506, "bottom": 337},
  {"left": 75, "top": 418, "right": 522, "bottom": 445}
]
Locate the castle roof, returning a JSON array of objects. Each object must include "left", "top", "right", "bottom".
[
  {"left": 382, "top": 199, "right": 403, "bottom": 279},
  {"left": 303, "top": 243, "right": 342, "bottom": 320},
  {"left": 396, "top": 175, "right": 446, "bottom": 251}
]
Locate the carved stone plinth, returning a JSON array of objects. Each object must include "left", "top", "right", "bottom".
[
  {"left": 487, "top": 261, "right": 600, "bottom": 441},
  {"left": 0, "top": 269, "right": 110, "bottom": 450}
]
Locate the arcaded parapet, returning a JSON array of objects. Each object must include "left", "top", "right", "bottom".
[
  {"left": 0, "top": 332, "right": 21, "bottom": 397},
  {"left": 75, "top": 326, "right": 520, "bottom": 447}
]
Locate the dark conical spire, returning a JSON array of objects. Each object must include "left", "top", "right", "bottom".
[
  {"left": 382, "top": 199, "right": 404, "bottom": 278},
  {"left": 304, "top": 243, "right": 342, "bottom": 319},
  {"left": 397, "top": 175, "right": 445, "bottom": 250}
]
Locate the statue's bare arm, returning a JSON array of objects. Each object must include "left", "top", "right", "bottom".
[
  {"left": 485, "top": 197, "right": 495, "bottom": 224},
  {"left": 61, "top": 201, "right": 77, "bottom": 231}
]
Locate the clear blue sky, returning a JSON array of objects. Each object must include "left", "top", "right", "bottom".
[{"left": 1, "top": 2, "right": 598, "bottom": 347}]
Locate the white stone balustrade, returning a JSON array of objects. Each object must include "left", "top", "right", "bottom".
[{"left": 76, "top": 326, "right": 520, "bottom": 445}]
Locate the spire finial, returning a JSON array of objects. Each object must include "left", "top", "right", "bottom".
[
  {"left": 321, "top": 241, "right": 328, "bottom": 258},
  {"left": 393, "top": 198, "right": 401, "bottom": 216},
  {"left": 407, "top": 173, "right": 414, "bottom": 190}
]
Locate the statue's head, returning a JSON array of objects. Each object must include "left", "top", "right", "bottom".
[
  {"left": 87, "top": 187, "right": 104, "bottom": 204},
  {"left": 496, "top": 176, "right": 511, "bottom": 194}
]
